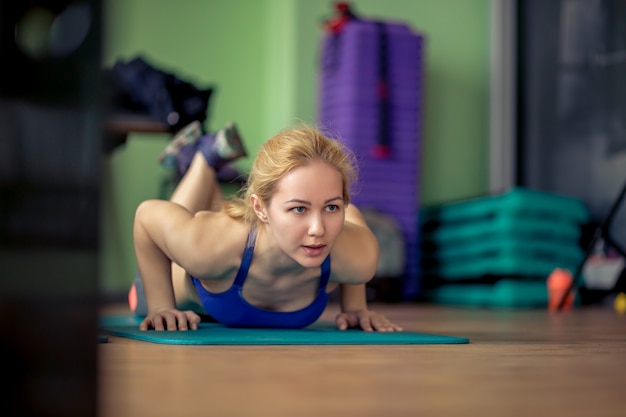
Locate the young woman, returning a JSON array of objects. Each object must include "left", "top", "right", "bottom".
[{"left": 131, "top": 123, "right": 402, "bottom": 332}]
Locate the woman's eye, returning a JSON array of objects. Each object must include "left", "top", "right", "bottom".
[
  {"left": 291, "top": 206, "right": 306, "bottom": 214},
  {"left": 327, "top": 205, "right": 339, "bottom": 212}
]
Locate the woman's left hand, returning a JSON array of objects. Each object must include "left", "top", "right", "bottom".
[{"left": 335, "top": 309, "right": 403, "bottom": 332}]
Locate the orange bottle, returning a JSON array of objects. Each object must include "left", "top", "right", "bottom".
[{"left": 547, "top": 268, "right": 575, "bottom": 311}]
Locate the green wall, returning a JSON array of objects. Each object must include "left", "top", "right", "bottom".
[{"left": 100, "top": 0, "right": 490, "bottom": 293}]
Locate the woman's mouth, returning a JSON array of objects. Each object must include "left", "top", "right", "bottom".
[{"left": 302, "top": 245, "right": 325, "bottom": 257}]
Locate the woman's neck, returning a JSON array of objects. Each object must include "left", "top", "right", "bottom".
[{"left": 253, "top": 225, "right": 308, "bottom": 275}]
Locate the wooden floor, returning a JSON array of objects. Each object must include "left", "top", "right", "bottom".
[{"left": 99, "top": 302, "right": 626, "bottom": 417}]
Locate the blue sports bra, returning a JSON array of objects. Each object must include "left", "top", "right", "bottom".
[{"left": 191, "top": 227, "right": 331, "bottom": 328}]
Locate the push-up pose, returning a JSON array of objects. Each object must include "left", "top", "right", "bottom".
[{"left": 130, "top": 122, "right": 403, "bottom": 332}]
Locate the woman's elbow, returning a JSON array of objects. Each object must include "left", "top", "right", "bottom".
[
  {"left": 359, "top": 243, "right": 380, "bottom": 284},
  {"left": 134, "top": 200, "right": 160, "bottom": 223},
  {"left": 133, "top": 200, "right": 161, "bottom": 238}
]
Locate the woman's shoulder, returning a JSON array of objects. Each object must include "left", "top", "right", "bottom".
[
  {"left": 192, "top": 210, "right": 246, "bottom": 232},
  {"left": 191, "top": 211, "right": 250, "bottom": 247},
  {"left": 330, "top": 224, "right": 379, "bottom": 284},
  {"left": 183, "top": 213, "right": 252, "bottom": 276}
]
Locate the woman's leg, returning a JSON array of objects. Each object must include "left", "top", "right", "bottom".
[
  {"left": 169, "top": 151, "right": 222, "bottom": 311},
  {"left": 169, "top": 152, "right": 224, "bottom": 213},
  {"left": 166, "top": 124, "right": 247, "bottom": 311}
]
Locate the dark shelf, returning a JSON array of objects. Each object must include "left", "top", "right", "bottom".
[{"left": 103, "top": 114, "right": 170, "bottom": 153}]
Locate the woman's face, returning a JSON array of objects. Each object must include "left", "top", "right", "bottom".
[{"left": 261, "top": 161, "right": 346, "bottom": 268}]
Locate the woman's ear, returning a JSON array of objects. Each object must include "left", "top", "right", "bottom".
[{"left": 250, "top": 194, "right": 268, "bottom": 222}]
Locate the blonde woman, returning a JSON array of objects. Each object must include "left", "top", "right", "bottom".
[{"left": 131, "top": 123, "right": 402, "bottom": 332}]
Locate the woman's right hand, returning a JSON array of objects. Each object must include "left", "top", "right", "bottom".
[{"left": 139, "top": 308, "right": 201, "bottom": 331}]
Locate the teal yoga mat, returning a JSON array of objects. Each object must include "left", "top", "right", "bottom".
[{"left": 100, "top": 315, "right": 469, "bottom": 345}]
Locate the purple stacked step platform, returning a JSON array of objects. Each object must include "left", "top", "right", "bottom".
[{"left": 317, "top": 19, "right": 424, "bottom": 300}]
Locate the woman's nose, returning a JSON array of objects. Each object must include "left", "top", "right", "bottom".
[{"left": 307, "top": 214, "right": 325, "bottom": 236}]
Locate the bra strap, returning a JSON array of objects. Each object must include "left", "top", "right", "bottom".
[
  {"left": 232, "top": 226, "right": 257, "bottom": 287},
  {"left": 319, "top": 255, "right": 331, "bottom": 290}
]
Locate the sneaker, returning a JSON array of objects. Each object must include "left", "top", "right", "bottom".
[
  {"left": 216, "top": 164, "right": 247, "bottom": 184},
  {"left": 174, "top": 138, "right": 202, "bottom": 179},
  {"left": 174, "top": 122, "right": 248, "bottom": 179},
  {"left": 158, "top": 120, "right": 203, "bottom": 168},
  {"left": 128, "top": 271, "right": 147, "bottom": 317},
  {"left": 214, "top": 122, "right": 247, "bottom": 161},
  {"left": 196, "top": 121, "right": 247, "bottom": 171}
]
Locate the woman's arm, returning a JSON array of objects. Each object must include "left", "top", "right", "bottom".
[
  {"left": 334, "top": 205, "right": 402, "bottom": 332},
  {"left": 334, "top": 208, "right": 373, "bottom": 327},
  {"left": 337, "top": 204, "right": 380, "bottom": 283},
  {"left": 133, "top": 199, "right": 202, "bottom": 331},
  {"left": 335, "top": 283, "right": 403, "bottom": 332}
]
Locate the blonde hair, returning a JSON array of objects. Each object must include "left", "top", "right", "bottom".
[{"left": 222, "top": 125, "right": 357, "bottom": 226}]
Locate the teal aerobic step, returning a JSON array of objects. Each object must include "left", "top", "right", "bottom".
[
  {"left": 420, "top": 187, "right": 589, "bottom": 227},
  {"left": 427, "top": 280, "right": 548, "bottom": 308},
  {"left": 423, "top": 254, "right": 578, "bottom": 279},
  {"left": 422, "top": 214, "right": 582, "bottom": 247},
  {"left": 423, "top": 236, "right": 584, "bottom": 270},
  {"left": 419, "top": 187, "right": 588, "bottom": 280}
]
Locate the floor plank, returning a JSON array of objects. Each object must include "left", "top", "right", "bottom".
[{"left": 99, "top": 303, "right": 626, "bottom": 417}]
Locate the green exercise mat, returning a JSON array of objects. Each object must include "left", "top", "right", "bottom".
[{"left": 100, "top": 315, "right": 469, "bottom": 345}]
